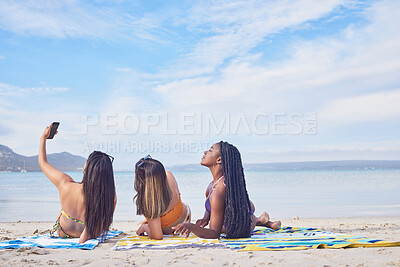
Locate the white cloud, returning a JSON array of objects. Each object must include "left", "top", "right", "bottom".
[
  {"left": 0, "top": 106, "right": 86, "bottom": 157},
  {"left": 318, "top": 89, "right": 400, "bottom": 126},
  {"left": 0, "top": 0, "right": 170, "bottom": 42},
  {"left": 244, "top": 141, "right": 400, "bottom": 162},
  {"left": 0, "top": 82, "right": 69, "bottom": 96},
  {"left": 163, "top": 0, "right": 349, "bottom": 79},
  {"left": 0, "top": 55, "right": 4, "bottom": 59},
  {"left": 150, "top": 0, "right": 400, "bottom": 116},
  {"left": 101, "top": 0, "right": 400, "bottom": 164},
  {"left": 2, "top": 1, "right": 400, "bottom": 165},
  {"left": 0, "top": 1, "right": 104, "bottom": 38}
]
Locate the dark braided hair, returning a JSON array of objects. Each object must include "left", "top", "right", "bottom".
[{"left": 220, "top": 141, "right": 252, "bottom": 238}]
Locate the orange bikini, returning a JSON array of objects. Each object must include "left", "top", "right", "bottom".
[
  {"left": 145, "top": 195, "right": 190, "bottom": 228},
  {"left": 160, "top": 196, "right": 184, "bottom": 228}
]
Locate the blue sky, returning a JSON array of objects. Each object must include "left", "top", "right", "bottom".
[{"left": 0, "top": 0, "right": 399, "bottom": 170}]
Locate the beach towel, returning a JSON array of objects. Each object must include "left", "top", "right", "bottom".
[
  {"left": 113, "top": 233, "right": 224, "bottom": 250},
  {"left": 0, "top": 231, "right": 122, "bottom": 250},
  {"left": 221, "top": 226, "right": 400, "bottom": 251}
]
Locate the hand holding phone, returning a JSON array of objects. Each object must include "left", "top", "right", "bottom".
[{"left": 47, "top": 122, "right": 60, "bottom": 139}]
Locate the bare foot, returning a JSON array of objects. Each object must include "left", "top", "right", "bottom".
[
  {"left": 270, "top": 220, "right": 281, "bottom": 230},
  {"left": 256, "top": 212, "right": 270, "bottom": 226}
]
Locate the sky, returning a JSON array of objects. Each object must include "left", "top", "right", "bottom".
[{"left": 0, "top": 0, "right": 399, "bottom": 170}]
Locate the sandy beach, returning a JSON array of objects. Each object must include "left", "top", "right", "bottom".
[{"left": 1, "top": 216, "right": 399, "bottom": 266}]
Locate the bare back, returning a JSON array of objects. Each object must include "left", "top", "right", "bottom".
[
  {"left": 161, "top": 171, "right": 190, "bottom": 233},
  {"left": 57, "top": 181, "right": 86, "bottom": 237}
]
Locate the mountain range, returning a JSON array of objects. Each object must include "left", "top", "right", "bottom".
[
  {"left": 0, "top": 144, "right": 86, "bottom": 172},
  {"left": 1, "top": 144, "right": 399, "bottom": 172}
]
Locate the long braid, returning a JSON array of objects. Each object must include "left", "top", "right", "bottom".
[{"left": 220, "top": 141, "right": 252, "bottom": 238}]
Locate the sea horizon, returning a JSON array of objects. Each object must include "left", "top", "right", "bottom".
[{"left": 1, "top": 168, "right": 399, "bottom": 223}]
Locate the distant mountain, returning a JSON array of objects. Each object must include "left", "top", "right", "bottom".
[
  {"left": 167, "top": 160, "right": 400, "bottom": 172},
  {"left": 0, "top": 144, "right": 86, "bottom": 172}
]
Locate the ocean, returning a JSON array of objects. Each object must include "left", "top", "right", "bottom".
[{"left": 0, "top": 169, "right": 399, "bottom": 222}]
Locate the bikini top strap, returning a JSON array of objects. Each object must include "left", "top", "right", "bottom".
[
  {"left": 209, "top": 176, "right": 225, "bottom": 195},
  {"left": 61, "top": 209, "right": 85, "bottom": 225},
  {"left": 212, "top": 176, "right": 225, "bottom": 188}
]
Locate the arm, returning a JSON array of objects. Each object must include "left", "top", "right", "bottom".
[
  {"left": 136, "top": 218, "right": 163, "bottom": 240},
  {"left": 196, "top": 210, "right": 210, "bottom": 227},
  {"left": 173, "top": 183, "right": 225, "bottom": 239},
  {"left": 38, "top": 124, "right": 74, "bottom": 189}
]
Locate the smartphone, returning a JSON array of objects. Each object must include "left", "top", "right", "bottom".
[{"left": 47, "top": 122, "right": 60, "bottom": 139}]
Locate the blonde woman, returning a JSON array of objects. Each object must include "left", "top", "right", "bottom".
[{"left": 134, "top": 155, "right": 191, "bottom": 240}]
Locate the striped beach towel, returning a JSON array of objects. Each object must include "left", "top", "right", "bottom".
[
  {"left": 221, "top": 226, "right": 400, "bottom": 251},
  {"left": 113, "top": 233, "right": 224, "bottom": 250},
  {"left": 0, "top": 231, "right": 122, "bottom": 250}
]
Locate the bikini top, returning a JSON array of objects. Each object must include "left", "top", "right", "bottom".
[
  {"left": 50, "top": 209, "right": 84, "bottom": 238},
  {"left": 144, "top": 194, "right": 184, "bottom": 228},
  {"left": 205, "top": 176, "right": 225, "bottom": 213}
]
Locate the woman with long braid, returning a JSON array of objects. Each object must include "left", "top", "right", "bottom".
[{"left": 173, "top": 141, "right": 280, "bottom": 239}]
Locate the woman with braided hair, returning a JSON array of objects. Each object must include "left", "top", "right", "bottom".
[
  {"left": 173, "top": 141, "right": 280, "bottom": 239},
  {"left": 39, "top": 123, "right": 117, "bottom": 243}
]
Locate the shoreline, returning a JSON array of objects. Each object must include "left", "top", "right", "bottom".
[
  {"left": 1, "top": 216, "right": 399, "bottom": 266},
  {"left": 2, "top": 214, "right": 400, "bottom": 224}
]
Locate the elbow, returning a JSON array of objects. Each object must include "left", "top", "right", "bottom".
[
  {"left": 210, "top": 231, "right": 220, "bottom": 239},
  {"left": 38, "top": 157, "right": 43, "bottom": 168},
  {"left": 150, "top": 235, "right": 163, "bottom": 240},
  {"left": 38, "top": 153, "right": 46, "bottom": 164},
  {"left": 209, "top": 229, "right": 220, "bottom": 239},
  {"left": 79, "top": 236, "right": 87, "bottom": 244}
]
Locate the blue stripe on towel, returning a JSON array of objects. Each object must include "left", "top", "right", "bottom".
[{"left": 0, "top": 231, "right": 122, "bottom": 250}]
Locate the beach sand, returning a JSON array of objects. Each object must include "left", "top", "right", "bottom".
[{"left": 1, "top": 216, "right": 399, "bottom": 266}]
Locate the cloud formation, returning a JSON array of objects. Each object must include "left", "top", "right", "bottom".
[
  {"left": 0, "top": 0, "right": 170, "bottom": 42},
  {"left": 0, "top": 82, "right": 69, "bottom": 96},
  {"left": 1, "top": 0, "right": 399, "bottom": 166}
]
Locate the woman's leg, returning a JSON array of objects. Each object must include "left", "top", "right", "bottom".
[{"left": 251, "top": 200, "right": 281, "bottom": 230}]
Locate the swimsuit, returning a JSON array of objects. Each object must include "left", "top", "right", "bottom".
[
  {"left": 205, "top": 176, "right": 225, "bottom": 213},
  {"left": 145, "top": 195, "right": 191, "bottom": 228},
  {"left": 205, "top": 176, "right": 254, "bottom": 215},
  {"left": 50, "top": 209, "right": 85, "bottom": 238}
]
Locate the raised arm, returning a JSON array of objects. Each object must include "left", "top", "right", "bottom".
[{"left": 38, "top": 124, "right": 74, "bottom": 189}]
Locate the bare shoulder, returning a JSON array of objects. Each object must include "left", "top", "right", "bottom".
[
  {"left": 165, "top": 170, "right": 177, "bottom": 182},
  {"left": 212, "top": 180, "right": 226, "bottom": 199}
]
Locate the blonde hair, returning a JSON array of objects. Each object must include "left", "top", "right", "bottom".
[{"left": 134, "top": 158, "right": 172, "bottom": 219}]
